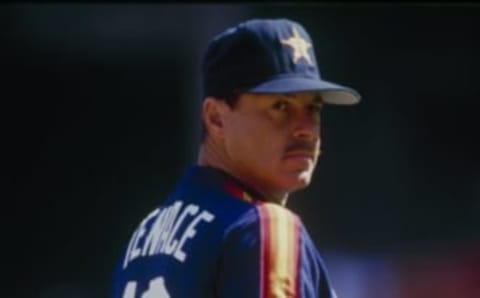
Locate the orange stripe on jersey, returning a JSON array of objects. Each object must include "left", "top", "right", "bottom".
[{"left": 258, "top": 203, "right": 301, "bottom": 298}]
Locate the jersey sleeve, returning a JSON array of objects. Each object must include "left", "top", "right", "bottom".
[{"left": 217, "top": 202, "right": 302, "bottom": 298}]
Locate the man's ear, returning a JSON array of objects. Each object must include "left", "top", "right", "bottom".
[{"left": 202, "top": 97, "right": 229, "bottom": 139}]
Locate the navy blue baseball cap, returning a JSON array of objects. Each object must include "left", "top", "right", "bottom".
[{"left": 202, "top": 18, "right": 361, "bottom": 105}]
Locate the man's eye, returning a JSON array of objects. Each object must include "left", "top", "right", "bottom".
[
  {"left": 272, "top": 101, "right": 289, "bottom": 111},
  {"left": 309, "top": 104, "right": 323, "bottom": 113},
  {"left": 308, "top": 104, "right": 323, "bottom": 114}
]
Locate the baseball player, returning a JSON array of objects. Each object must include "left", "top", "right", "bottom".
[{"left": 112, "top": 18, "right": 360, "bottom": 298}]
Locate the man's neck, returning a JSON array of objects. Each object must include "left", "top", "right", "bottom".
[{"left": 197, "top": 140, "right": 289, "bottom": 206}]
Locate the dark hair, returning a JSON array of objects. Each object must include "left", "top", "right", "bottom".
[{"left": 200, "top": 92, "right": 241, "bottom": 143}]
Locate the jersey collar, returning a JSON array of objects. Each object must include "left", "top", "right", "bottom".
[{"left": 183, "top": 166, "right": 266, "bottom": 204}]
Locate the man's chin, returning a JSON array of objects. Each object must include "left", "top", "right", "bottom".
[{"left": 281, "top": 170, "right": 313, "bottom": 192}]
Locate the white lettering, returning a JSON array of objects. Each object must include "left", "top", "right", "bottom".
[
  {"left": 123, "top": 201, "right": 215, "bottom": 265},
  {"left": 157, "top": 202, "right": 183, "bottom": 255},
  {"left": 164, "top": 204, "right": 199, "bottom": 255},
  {"left": 130, "top": 208, "right": 159, "bottom": 261},
  {"left": 123, "top": 229, "right": 139, "bottom": 269},
  {"left": 142, "top": 201, "right": 183, "bottom": 256},
  {"left": 141, "top": 207, "right": 168, "bottom": 257},
  {"left": 173, "top": 210, "right": 215, "bottom": 262},
  {"left": 123, "top": 208, "right": 159, "bottom": 268}
]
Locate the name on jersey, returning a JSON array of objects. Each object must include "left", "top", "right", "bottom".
[{"left": 123, "top": 200, "right": 215, "bottom": 268}]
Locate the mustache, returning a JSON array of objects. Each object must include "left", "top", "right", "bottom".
[{"left": 285, "top": 140, "right": 319, "bottom": 155}]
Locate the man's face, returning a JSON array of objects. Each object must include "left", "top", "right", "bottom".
[{"left": 222, "top": 92, "right": 322, "bottom": 194}]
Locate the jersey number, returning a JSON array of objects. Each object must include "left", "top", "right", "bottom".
[{"left": 122, "top": 277, "right": 170, "bottom": 298}]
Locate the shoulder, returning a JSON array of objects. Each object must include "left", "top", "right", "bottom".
[
  {"left": 223, "top": 202, "right": 304, "bottom": 247},
  {"left": 220, "top": 202, "right": 308, "bottom": 298},
  {"left": 229, "top": 202, "right": 302, "bottom": 229}
]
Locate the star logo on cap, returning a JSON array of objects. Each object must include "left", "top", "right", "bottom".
[{"left": 280, "top": 26, "right": 314, "bottom": 65}]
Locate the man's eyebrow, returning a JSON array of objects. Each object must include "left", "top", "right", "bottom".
[{"left": 280, "top": 93, "right": 295, "bottom": 99}]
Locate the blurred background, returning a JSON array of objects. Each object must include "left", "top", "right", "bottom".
[{"left": 3, "top": 3, "right": 479, "bottom": 298}]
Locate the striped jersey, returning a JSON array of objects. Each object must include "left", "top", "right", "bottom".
[{"left": 112, "top": 166, "right": 337, "bottom": 298}]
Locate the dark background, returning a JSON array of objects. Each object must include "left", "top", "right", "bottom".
[{"left": 3, "top": 4, "right": 479, "bottom": 298}]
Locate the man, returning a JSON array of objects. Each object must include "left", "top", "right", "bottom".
[{"left": 112, "top": 18, "right": 360, "bottom": 298}]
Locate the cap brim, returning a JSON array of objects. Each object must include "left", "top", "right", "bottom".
[{"left": 246, "top": 76, "right": 361, "bottom": 105}]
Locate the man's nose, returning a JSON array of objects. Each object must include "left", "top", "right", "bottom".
[{"left": 292, "top": 114, "right": 320, "bottom": 141}]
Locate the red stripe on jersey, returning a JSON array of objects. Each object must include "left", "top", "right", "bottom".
[
  {"left": 223, "top": 181, "right": 244, "bottom": 199},
  {"left": 258, "top": 203, "right": 301, "bottom": 298},
  {"left": 223, "top": 181, "right": 253, "bottom": 203}
]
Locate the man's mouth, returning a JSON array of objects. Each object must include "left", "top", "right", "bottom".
[{"left": 283, "top": 151, "right": 315, "bottom": 161}]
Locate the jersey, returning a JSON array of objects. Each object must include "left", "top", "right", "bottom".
[{"left": 112, "top": 166, "right": 337, "bottom": 298}]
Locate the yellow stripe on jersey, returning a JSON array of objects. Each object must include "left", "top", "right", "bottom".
[{"left": 258, "top": 203, "right": 300, "bottom": 298}]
